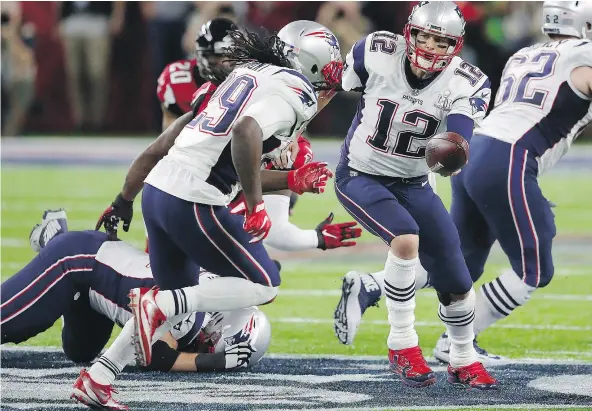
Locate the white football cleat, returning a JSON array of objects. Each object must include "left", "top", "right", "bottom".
[
  {"left": 433, "top": 332, "right": 504, "bottom": 366},
  {"left": 29, "top": 209, "right": 69, "bottom": 252},
  {"left": 333, "top": 271, "right": 381, "bottom": 345},
  {"left": 71, "top": 368, "right": 128, "bottom": 410}
]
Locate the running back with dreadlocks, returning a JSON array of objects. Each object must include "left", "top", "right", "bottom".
[{"left": 226, "top": 28, "right": 292, "bottom": 69}]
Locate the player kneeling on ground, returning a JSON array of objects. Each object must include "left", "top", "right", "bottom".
[{"left": 1, "top": 210, "right": 271, "bottom": 381}]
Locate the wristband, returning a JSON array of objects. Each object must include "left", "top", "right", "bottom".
[
  {"left": 194, "top": 351, "right": 226, "bottom": 372},
  {"left": 145, "top": 340, "right": 180, "bottom": 372}
]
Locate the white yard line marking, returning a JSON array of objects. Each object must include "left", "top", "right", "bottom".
[
  {"left": 279, "top": 289, "right": 592, "bottom": 301},
  {"left": 275, "top": 316, "right": 592, "bottom": 332}
]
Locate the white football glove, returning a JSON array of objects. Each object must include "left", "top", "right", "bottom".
[
  {"left": 262, "top": 140, "right": 297, "bottom": 169},
  {"left": 224, "top": 341, "right": 257, "bottom": 369}
]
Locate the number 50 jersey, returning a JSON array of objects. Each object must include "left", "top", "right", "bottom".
[
  {"left": 476, "top": 39, "right": 592, "bottom": 175},
  {"left": 341, "top": 32, "right": 491, "bottom": 178},
  {"left": 145, "top": 62, "right": 318, "bottom": 206}
]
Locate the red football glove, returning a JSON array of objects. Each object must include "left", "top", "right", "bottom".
[
  {"left": 315, "top": 213, "right": 362, "bottom": 250},
  {"left": 288, "top": 162, "right": 333, "bottom": 195},
  {"left": 230, "top": 200, "right": 272, "bottom": 243}
]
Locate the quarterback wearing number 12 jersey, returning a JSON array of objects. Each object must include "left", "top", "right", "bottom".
[{"left": 334, "top": 1, "right": 497, "bottom": 390}]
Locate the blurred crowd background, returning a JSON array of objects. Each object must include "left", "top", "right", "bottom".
[{"left": 0, "top": 1, "right": 571, "bottom": 139}]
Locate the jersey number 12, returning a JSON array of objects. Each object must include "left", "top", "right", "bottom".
[{"left": 367, "top": 99, "right": 440, "bottom": 158}]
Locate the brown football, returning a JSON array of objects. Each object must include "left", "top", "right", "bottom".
[{"left": 425, "top": 132, "right": 469, "bottom": 175}]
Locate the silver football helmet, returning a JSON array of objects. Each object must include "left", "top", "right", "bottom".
[
  {"left": 403, "top": 1, "right": 466, "bottom": 72},
  {"left": 542, "top": 1, "right": 592, "bottom": 40},
  {"left": 200, "top": 307, "right": 271, "bottom": 367},
  {"left": 277, "top": 20, "right": 343, "bottom": 90}
]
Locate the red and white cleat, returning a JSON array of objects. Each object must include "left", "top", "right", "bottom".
[
  {"left": 128, "top": 286, "right": 166, "bottom": 367},
  {"left": 388, "top": 346, "right": 436, "bottom": 388},
  {"left": 447, "top": 361, "right": 499, "bottom": 390},
  {"left": 71, "top": 369, "right": 128, "bottom": 410}
]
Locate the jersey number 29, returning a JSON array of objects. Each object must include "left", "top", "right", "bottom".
[
  {"left": 188, "top": 74, "right": 257, "bottom": 136},
  {"left": 367, "top": 99, "right": 440, "bottom": 158}
]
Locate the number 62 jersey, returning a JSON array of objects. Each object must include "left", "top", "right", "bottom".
[
  {"left": 340, "top": 31, "right": 491, "bottom": 178},
  {"left": 476, "top": 39, "right": 592, "bottom": 175}
]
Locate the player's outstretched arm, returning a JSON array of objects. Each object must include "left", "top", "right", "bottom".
[{"left": 121, "top": 111, "right": 194, "bottom": 201}]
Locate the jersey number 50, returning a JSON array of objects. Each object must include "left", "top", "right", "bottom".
[
  {"left": 188, "top": 74, "right": 258, "bottom": 136},
  {"left": 367, "top": 99, "right": 440, "bottom": 158}
]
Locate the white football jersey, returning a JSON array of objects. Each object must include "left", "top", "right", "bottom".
[
  {"left": 145, "top": 62, "right": 318, "bottom": 205},
  {"left": 477, "top": 39, "right": 592, "bottom": 175},
  {"left": 341, "top": 32, "right": 491, "bottom": 178},
  {"left": 90, "top": 240, "right": 198, "bottom": 343}
]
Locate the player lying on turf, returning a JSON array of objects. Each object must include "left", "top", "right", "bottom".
[
  {"left": 333, "top": 1, "right": 497, "bottom": 389},
  {"left": 154, "top": 17, "right": 358, "bottom": 254},
  {"left": 82, "top": 21, "right": 343, "bottom": 410},
  {"left": 0, "top": 210, "right": 271, "bottom": 376}
]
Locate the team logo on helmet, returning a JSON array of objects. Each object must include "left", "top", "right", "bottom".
[
  {"left": 224, "top": 314, "right": 257, "bottom": 346},
  {"left": 304, "top": 30, "right": 338, "bottom": 48}
]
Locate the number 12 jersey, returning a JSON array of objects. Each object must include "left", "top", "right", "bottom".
[{"left": 341, "top": 31, "right": 491, "bottom": 178}]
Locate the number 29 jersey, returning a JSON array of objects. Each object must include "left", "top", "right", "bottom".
[
  {"left": 341, "top": 32, "right": 491, "bottom": 178},
  {"left": 145, "top": 62, "right": 318, "bottom": 206},
  {"left": 476, "top": 39, "right": 592, "bottom": 175}
]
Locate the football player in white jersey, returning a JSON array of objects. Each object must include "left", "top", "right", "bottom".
[
  {"left": 80, "top": 22, "right": 343, "bottom": 408},
  {"left": 333, "top": 1, "right": 497, "bottom": 389},
  {"left": 432, "top": 0, "right": 592, "bottom": 363}
]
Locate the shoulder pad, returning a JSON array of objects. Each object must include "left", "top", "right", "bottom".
[
  {"left": 364, "top": 31, "right": 405, "bottom": 77},
  {"left": 446, "top": 57, "right": 491, "bottom": 98},
  {"left": 269, "top": 68, "right": 318, "bottom": 122}
]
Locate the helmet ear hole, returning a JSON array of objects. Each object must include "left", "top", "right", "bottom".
[{"left": 311, "top": 64, "right": 319, "bottom": 74}]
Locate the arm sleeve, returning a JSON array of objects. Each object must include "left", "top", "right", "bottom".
[
  {"left": 241, "top": 94, "right": 297, "bottom": 141},
  {"left": 447, "top": 114, "right": 475, "bottom": 142},
  {"left": 341, "top": 36, "right": 369, "bottom": 92},
  {"left": 263, "top": 194, "right": 319, "bottom": 251}
]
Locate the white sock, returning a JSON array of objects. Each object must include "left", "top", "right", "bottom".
[
  {"left": 384, "top": 251, "right": 419, "bottom": 350},
  {"left": 475, "top": 269, "right": 535, "bottom": 335},
  {"left": 155, "top": 277, "right": 278, "bottom": 317},
  {"left": 88, "top": 319, "right": 136, "bottom": 385},
  {"left": 438, "top": 288, "right": 477, "bottom": 367},
  {"left": 368, "top": 261, "right": 430, "bottom": 298}
]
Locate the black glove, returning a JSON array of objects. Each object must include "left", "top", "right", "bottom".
[{"left": 95, "top": 193, "right": 134, "bottom": 235}]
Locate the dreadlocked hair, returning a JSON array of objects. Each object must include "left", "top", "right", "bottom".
[{"left": 226, "top": 28, "right": 292, "bottom": 69}]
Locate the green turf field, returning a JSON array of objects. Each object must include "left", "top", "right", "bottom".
[{"left": 2, "top": 166, "right": 591, "bottom": 362}]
